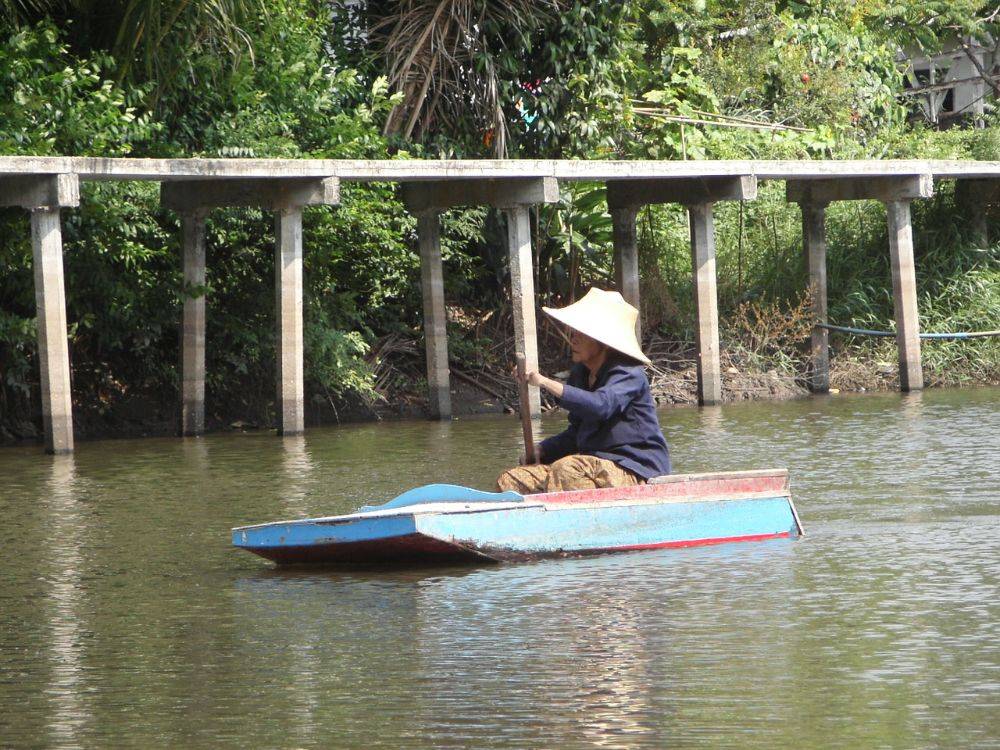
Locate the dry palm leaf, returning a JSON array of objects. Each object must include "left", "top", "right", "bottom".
[{"left": 371, "top": 0, "right": 561, "bottom": 156}]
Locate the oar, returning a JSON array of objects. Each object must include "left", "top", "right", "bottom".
[{"left": 515, "top": 352, "right": 537, "bottom": 464}]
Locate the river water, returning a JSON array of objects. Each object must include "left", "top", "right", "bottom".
[{"left": 1, "top": 387, "right": 998, "bottom": 749}]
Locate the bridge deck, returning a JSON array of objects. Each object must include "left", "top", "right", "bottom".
[{"left": 2, "top": 157, "right": 996, "bottom": 452}]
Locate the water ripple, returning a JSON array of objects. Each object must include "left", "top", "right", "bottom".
[{"left": 0, "top": 387, "right": 998, "bottom": 748}]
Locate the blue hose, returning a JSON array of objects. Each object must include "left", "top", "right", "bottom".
[{"left": 817, "top": 323, "right": 1000, "bottom": 340}]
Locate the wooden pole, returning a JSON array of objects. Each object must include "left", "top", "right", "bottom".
[
  {"left": 515, "top": 353, "right": 536, "bottom": 464},
  {"left": 886, "top": 200, "right": 924, "bottom": 391},
  {"left": 802, "top": 202, "right": 830, "bottom": 393},
  {"left": 31, "top": 208, "right": 74, "bottom": 454},
  {"left": 611, "top": 206, "right": 642, "bottom": 340},
  {"left": 688, "top": 202, "right": 722, "bottom": 406},
  {"left": 417, "top": 211, "right": 451, "bottom": 420},
  {"left": 180, "top": 210, "right": 208, "bottom": 436},
  {"left": 506, "top": 205, "right": 541, "bottom": 417},
  {"left": 275, "top": 207, "right": 305, "bottom": 434}
]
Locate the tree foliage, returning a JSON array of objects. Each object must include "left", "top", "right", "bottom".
[
  {"left": 0, "top": 0, "right": 265, "bottom": 112},
  {"left": 1, "top": 0, "right": 998, "bottom": 437}
]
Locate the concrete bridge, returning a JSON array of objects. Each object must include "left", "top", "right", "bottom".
[{"left": 3, "top": 156, "right": 999, "bottom": 453}]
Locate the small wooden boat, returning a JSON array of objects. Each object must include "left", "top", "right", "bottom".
[{"left": 232, "top": 469, "right": 803, "bottom": 566}]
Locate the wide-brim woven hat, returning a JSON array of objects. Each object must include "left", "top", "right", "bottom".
[{"left": 542, "top": 287, "right": 650, "bottom": 365}]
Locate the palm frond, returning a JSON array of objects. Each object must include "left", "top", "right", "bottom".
[
  {"left": 0, "top": 0, "right": 57, "bottom": 24},
  {"left": 107, "top": 0, "right": 262, "bottom": 87},
  {"left": 0, "top": 0, "right": 264, "bottom": 107},
  {"left": 371, "top": 0, "right": 561, "bottom": 156}
]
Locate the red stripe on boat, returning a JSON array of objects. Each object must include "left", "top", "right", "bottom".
[{"left": 588, "top": 530, "right": 791, "bottom": 553}]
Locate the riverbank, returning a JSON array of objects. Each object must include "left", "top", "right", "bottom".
[{"left": 3, "top": 312, "right": 997, "bottom": 448}]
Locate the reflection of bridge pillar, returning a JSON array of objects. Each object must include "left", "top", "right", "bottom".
[
  {"left": 698, "top": 403, "right": 725, "bottom": 434},
  {"left": 43, "top": 454, "right": 89, "bottom": 744},
  {"left": 281, "top": 434, "right": 315, "bottom": 516}
]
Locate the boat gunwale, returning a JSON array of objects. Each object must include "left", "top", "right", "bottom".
[
  {"left": 535, "top": 489, "right": 791, "bottom": 511},
  {"left": 649, "top": 468, "right": 788, "bottom": 485},
  {"left": 533, "top": 468, "right": 789, "bottom": 505}
]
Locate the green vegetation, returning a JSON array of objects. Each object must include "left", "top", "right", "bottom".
[{"left": 1, "top": 1, "right": 998, "bottom": 439}]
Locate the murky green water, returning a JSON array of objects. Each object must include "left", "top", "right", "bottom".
[{"left": 1, "top": 388, "right": 998, "bottom": 749}]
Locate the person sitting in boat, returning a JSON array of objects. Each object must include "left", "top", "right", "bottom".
[{"left": 496, "top": 287, "right": 671, "bottom": 494}]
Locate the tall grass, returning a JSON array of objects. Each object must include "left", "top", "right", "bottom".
[{"left": 628, "top": 179, "right": 1000, "bottom": 387}]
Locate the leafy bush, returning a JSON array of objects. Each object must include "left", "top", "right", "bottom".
[
  {"left": 0, "top": 10, "right": 482, "bottom": 433},
  {"left": 2, "top": 0, "right": 999, "bottom": 440},
  {"left": 0, "top": 22, "right": 162, "bottom": 427},
  {"left": 0, "top": 22, "right": 157, "bottom": 156}
]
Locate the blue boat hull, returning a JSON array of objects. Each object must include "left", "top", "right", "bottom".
[
  {"left": 417, "top": 496, "right": 796, "bottom": 561},
  {"left": 232, "top": 470, "right": 802, "bottom": 566}
]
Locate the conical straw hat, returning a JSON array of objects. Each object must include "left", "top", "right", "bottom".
[{"left": 542, "top": 288, "right": 650, "bottom": 365}]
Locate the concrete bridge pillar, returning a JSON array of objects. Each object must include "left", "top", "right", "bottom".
[
  {"left": 505, "top": 204, "right": 541, "bottom": 417},
  {"left": 274, "top": 207, "right": 305, "bottom": 434},
  {"left": 687, "top": 203, "right": 723, "bottom": 405},
  {"left": 402, "top": 177, "right": 559, "bottom": 419},
  {"left": 162, "top": 177, "right": 339, "bottom": 436},
  {"left": 955, "top": 178, "right": 999, "bottom": 248},
  {"left": 0, "top": 174, "right": 80, "bottom": 453},
  {"left": 607, "top": 176, "right": 758, "bottom": 406},
  {"left": 32, "top": 208, "right": 75, "bottom": 454},
  {"left": 788, "top": 175, "right": 932, "bottom": 393},
  {"left": 611, "top": 206, "right": 641, "bottom": 341},
  {"left": 179, "top": 210, "right": 208, "bottom": 436},
  {"left": 886, "top": 200, "right": 924, "bottom": 391},
  {"left": 415, "top": 211, "right": 451, "bottom": 420},
  {"left": 800, "top": 202, "right": 830, "bottom": 393}
]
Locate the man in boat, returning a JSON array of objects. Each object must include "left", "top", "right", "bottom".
[{"left": 496, "top": 287, "right": 671, "bottom": 494}]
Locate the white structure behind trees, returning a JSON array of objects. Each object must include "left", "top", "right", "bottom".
[{"left": 901, "top": 35, "right": 997, "bottom": 126}]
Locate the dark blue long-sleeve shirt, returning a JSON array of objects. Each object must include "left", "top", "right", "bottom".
[{"left": 539, "top": 359, "right": 671, "bottom": 480}]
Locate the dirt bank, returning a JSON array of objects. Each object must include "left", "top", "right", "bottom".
[{"left": 2, "top": 320, "right": 995, "bottom": 448}]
